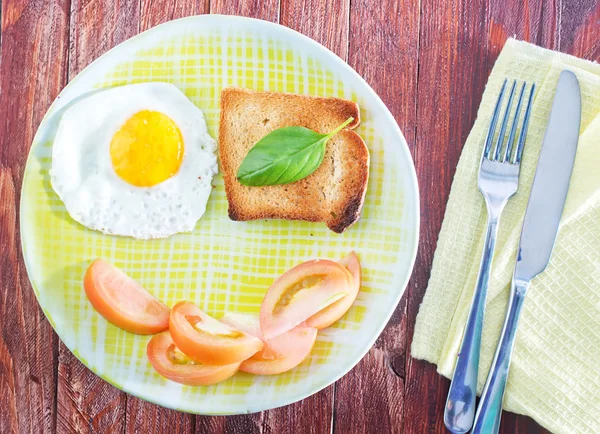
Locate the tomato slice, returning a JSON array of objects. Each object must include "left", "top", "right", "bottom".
[
  {"left": 147, "top": 331, "right": 240, "bottom": 386},
  {"left": 306, "top": 251, "right": 362, "bottom": 329},
  {"left": 169, "top": 301, "right": 263, "bottom": 365},
  {"left": 221, "top": 313, "right": 317, "bottom": 375},
  {"left": 260, "top": 259, "right": 352, "bottom": 339},
  {"left": 83, "top": 258, "right": 170, "bottom": 335}
]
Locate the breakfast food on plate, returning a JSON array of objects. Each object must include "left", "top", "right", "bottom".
[
  {"left": 260, "top": 259, "right": 353, "bottom": 339},
  {"left": 169, "top": 301, "right": 264, "bottom": 365},
  {"left": 84, "top": 252, "right": 362, "bottom": 385},
  {"left": 306, "top": 251, "right": 362, "bottom": 329},
  {"left": 84, "top": 259, "right": 170, "bottom": 334},
  {"left": 219, "top": 88, "right": 370, "bottom": 233},
  {"left": 147, "top": 331, "right": 241, "bottom": 386},
  {"left": 221, "top": 313, "right": 317, "bottom": 375},
  {"left": 51, "top": 82, "right": 217, "bottom": 239},
  {"left": 236, "top": 116, "right": 355, "bottom": 187}
]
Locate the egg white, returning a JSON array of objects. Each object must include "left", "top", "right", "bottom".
[{"left": 51, "top": 82, "right": 218, "bottom": 239}]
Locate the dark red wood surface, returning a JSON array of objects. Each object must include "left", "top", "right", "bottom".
[{"left": 0, "top": 0, "right": 598, "bottom": 433}]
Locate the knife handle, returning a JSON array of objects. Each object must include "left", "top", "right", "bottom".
[
  {"left": 471, "top": 279, "right": 529, "bottom": 434},
  {"left": 444, "top": 215, "right": 500, "bottom": 433}
]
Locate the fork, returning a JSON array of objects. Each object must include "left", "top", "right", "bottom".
[{"left": 444, "top": 79, "right": 536, "bottom": 434}]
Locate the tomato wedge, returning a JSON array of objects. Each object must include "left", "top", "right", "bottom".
[
  {"left": 147, "top": 331, "right": 240, "bottom": 386},
  {"left": 260, "top": 259, "right": 352, "bottom": 339},
  {"left": 169, "top": 301, "right": 263, "bottom": 365},
  {"left": 221, "top": 313, "right": 317, "bottom": 375},
  {"left": 83, "top": 258, "right": 170, "bottom": 334},
  {"left": 306, "top": 251, "right": 362, "bottom": 329}
]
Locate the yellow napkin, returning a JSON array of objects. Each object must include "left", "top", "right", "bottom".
[{"left": 411, "top": 39, "right": 600, "bottom": 434}]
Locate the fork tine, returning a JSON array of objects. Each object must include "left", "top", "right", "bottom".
[
  {"left": 483, "top": 79, "right": 508, "bottom": 159},
  {"left": 512, "top": 83, "right": 536, "bottom": 164},
  {"left": 502, "top": 82, "right": 526, "bottom": 162},
  {"left": 492, "top": 80, "right": 517, "bottom": 160}
]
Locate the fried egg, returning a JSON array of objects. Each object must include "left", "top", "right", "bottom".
[{"left": 51, "top": 82, "right": 218, "bottom": 239}]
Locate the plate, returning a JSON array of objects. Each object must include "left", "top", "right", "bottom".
[{"left": 21, "top": 15, "right": 419, "bottom": 415}]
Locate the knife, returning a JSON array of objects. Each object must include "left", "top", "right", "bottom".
[{"left": 471, "top": 70, "right": 581, "bottom": 434}]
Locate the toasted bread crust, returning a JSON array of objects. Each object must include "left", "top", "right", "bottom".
[
  {"left": 219, "top": 88, "right": 369, "bottom": 233},
  {"left": 326, "top": 133, "right": 370, "bottom": 233}
]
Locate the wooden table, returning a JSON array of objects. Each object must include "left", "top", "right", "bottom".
[{"left": 1, "top": 0, "right": 597, "bottom": 432}]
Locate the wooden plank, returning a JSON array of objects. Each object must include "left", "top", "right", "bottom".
[
  {"left": 404, "top": 0, "right": 493, "bottom": 430},
  {"left": 56, "top": 354, "right": 127, "bottom": 434},
  {"left": 559, "top": 0, "right": 599, "bottom": 60},
  {"left": 329, "top": 0, "right": 419, "bottom": 432},
  {"left": 125, "top": 398, "right": 194, "bottom": 434},
  {"left": 68, "top": 0, "right": 141, "bottom": 78},
  {"left": 261, "top": 399, "right": 333, "bottom": 434},
  {"left": 485, "top": 0, "right": 559, "bottom": 71},
  {"left": 196, "top": 398, "right": 336, "bottom": 434},
  {"left": 210, "top": 0, "right": 279, "bottom": 22},
  {"left": 280, "top": 0, "right": 350, "bottom": 60},
  {"left": 347, "top": 0, "right": 420, "bottom": 146},
  {"left": 195, "top": 416, "right": 261, "bottom": 434},
  {"left": 140, "top": 0, "right": 209, "bottom": 32},
  {"left": 332, "top": 312, "right": 407, "bottom": 434},
  {"left": 55, "top": 0, "right": 140, "bottom": 432},
  {"left": 0, "top": 0, "right": 70, "bottom": 433}
]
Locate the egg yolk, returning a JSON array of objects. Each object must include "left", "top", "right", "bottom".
[{"left": 110, "top": 110, "right": 184, "bottom": 187}]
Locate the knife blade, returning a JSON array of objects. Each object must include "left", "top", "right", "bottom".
[
  {"left": 472, "top": 69, "right": 581, "bottom": 434},
  {"left": 515, "top": 69, "right": 581, "bottom": 282}
]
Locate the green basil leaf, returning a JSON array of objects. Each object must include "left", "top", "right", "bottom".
[{"left": 237, "top": 117, "right": 354, "bottom": 186}]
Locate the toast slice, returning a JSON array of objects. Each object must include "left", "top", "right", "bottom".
[{"left": 219, "top": 88, "right": 369, "bottom": 233}]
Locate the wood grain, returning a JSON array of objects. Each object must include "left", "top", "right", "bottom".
[
  {"left": 125, "top": 397, "right": 194, "bottom": 434},
  {"left": 280, "top": 0, "right": 350, "bottom": 60},
  {"left": 196, "top": 396, "right": 335, "bottom": 434},
  {"left": 1, "top": 0, "right": 599, "bottom": 432},
  {"left": 195, "top": 415, "right": 262, "bottom": 434},
  {"left": 210, "top": 0, "right": 279, "bottom": 22},
  {"left": 68, "top": 0, "right": 140, "bottom": 78},
  {"left": 485, "top": 0, "right": 559, "bottom": 71},
  {"left": 404, "top": 0, "right": 501, "bottom": 431},
  {"left": 140, "top": 0, "right": 209, "bottom": 32},
  {"left": 560, "top": 0, "right": 599, "bottom": 59},
  {"left": 0, "top": 0, "right": 69, "bottom": 433},
  {"left": 56, "top": 353, "right": 127, "bottom": 434}
]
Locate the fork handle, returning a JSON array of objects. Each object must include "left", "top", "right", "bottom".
[
  {"left": 471, "top": 279, "right": 528, "bottom": 434},
  {"left": 444, "top": 213, "right": 500, "bottom": 433}
]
